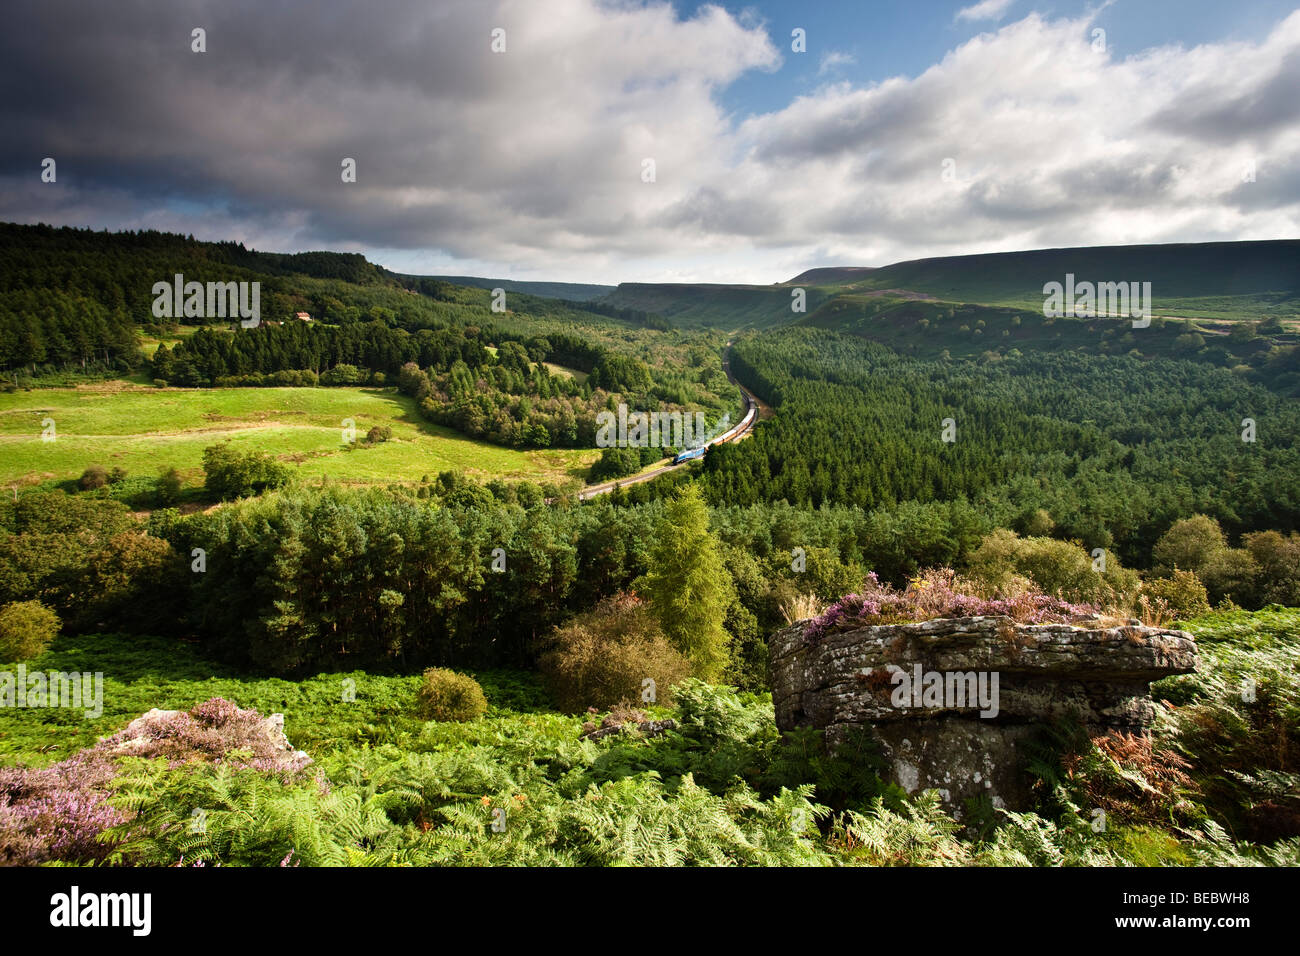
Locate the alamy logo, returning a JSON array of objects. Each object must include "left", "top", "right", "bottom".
[
  {"left": 596, "top": 403, "right": 729, "bottom": 449},
  {"left": 0, "top": 665, "right": 103, "bottom": 718},
  {"left": 152, "top": 273, "right": 261, "bottom": 327},
  {"left": 50, "top": 886, "right": 151, "bottom": 936},
  {"left": 1042, "top": 273, "right": 1152, "bottom": 328},
  {"left": 877, "top": 664, "right": 1000, "bottom": 718}
]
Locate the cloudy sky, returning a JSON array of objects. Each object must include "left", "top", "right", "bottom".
[{"left": 3, "top": 0, "right": 1299, "bottom": 283}]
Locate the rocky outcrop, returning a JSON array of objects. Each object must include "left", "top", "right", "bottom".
[
  {"left": 103, "top": 698, "right": 313, "bottom": 774},
  {"left": 769, "top": 615, "right": 1197, "bottom": 814},
  {"left": 581, "top": 718, "right": 678, "bottom": 741}
]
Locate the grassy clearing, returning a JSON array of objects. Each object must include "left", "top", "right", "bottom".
[
  {"left": 136, "top": 324, "right": 209, "bottom": 359},
  {"left": 0, "top": 384, "right": 598, "bottom": 488},
  {"left": 0, "top": 632, "right": 554, "bottom": 767},
  {"left": 542, "top": 361, "right": 588, "bottom": 384}
]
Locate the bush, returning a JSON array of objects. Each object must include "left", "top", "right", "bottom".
[
  {"left": 415, "top": 668, "right": 488, "bottom": 722},
  {"left": 588, "top": 447, "right": 640, "bottom": 483},
  {"left": 805, "top": 568, "right": 1094, "bottom": 640},
  {"left": 157, "top": 467, "right": 183, "bottom": 505},
  {"left": 321, "top": 363, "right": 362, "bottom": 386},
  {"left": 202, "top": 442, "right": 293, "bottom": 500},
  {"left": 966, "top": 529, "right": 1138, "bottom": 608},
  {"left": 539, "top": 592, "right": 691, "bottom": 712},
  {"left": 1141, "top": 569, "right": 1211, "bottom": 620},
  {"left": 1153, "top": 515, "right": 1227, "bottom": 575},
  {"left": 1201, "top": 548, "right": 1260, "bottom": 606},
  {"left": 78, "top": 465, "right": 109, "bottom": 490},
  {"left": 0, "top": 600, "right": 60, "bottom": 660}
]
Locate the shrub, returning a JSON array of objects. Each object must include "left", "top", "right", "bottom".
[
  {"left": 0, "top": 600, "right": 60, "bottom": 660},
  {"left": 415, "top": 668, "right": 488, "bottom": 722},
  {"left": 588, "top": 447, "right": 640, "bottom": 483},
  {"left": 1141, "top": 569, "right": 1211, "bottom": 620},
  {"left": 0, "top": 698, "right": 311, "bottom": 866},
  {"left": 157, "top": 467, "right": 183, "bottom": 505},
  {"left": 539, "top": 592, "right": 691, "bottom": 712},
  {"left": 365, "top": 425, "right": 393, "bottom": 444},
  {"left": 78, "top": 465, "right": 109, "bottom": 490},
  {"left": 805, "top": 568, "right": 1094, "bottom": 641},
  {"left": 321, "top": 363, "right": 362, "bottom": 386},
  {"left": 1153, "top": 515, "right": 1227, "bottom": 575},
  {"left": 202, "top": 442, "right": 293, "bottom": 500},
  {"left": 966, "top": 529, "right": 1138, "bottom": 608},
  {"left": 1200, "top": 548, "right": 1259, "bottom": 607}
]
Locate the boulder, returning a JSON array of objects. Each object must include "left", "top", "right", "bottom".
[
  {"left": 769, "top": 615, "right": 1197, "bottom": 814},
  {"left": 102, "top": 698, "right": 312, "bottom": 773}
]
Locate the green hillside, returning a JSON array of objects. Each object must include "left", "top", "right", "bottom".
[
  {"left": 598, "top": 282, "right": 833, "bottom": 329},
  {"left": 599, "top": 240, "right": 1300, "bottom": 333},
  {"left": 0, "top": 384, "right": 597, "bottom": 490},
  {"left": 789, "top": 240, "right": 1300, "bottom": 319},
  {"left": 423, "top": 275, "right": 615, "bottom": 302}
]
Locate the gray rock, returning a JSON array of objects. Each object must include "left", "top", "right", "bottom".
[{"left": 769, "top": 615, "right": 1197, "bottom": 814}]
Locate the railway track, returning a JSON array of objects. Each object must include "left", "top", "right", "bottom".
[{"left": 576, "top": 350, "right": 759, "bottom": 501}]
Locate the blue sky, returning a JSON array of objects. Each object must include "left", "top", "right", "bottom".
[
  {"left": 3, "top": 0, "right": 1299, "bottom": 283},
  {"left": 696, "top": 0, "right": 1300, "bottom": 119}
]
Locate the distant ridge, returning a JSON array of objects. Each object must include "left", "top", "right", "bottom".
[
  {"left": 785, "top": 266, "right": 880, "bottom": 285},
  {"left": 784, "top": 239, "right": 1300, "bottom": 303},
  {"left": 427, "top": 275, "right": 614, "bottom": 302},
  {"left": 599, "top": 281, "right": 829, "bottom": 329},
  {"left": 602, "top": 239, "right": 1300, "bottom": 330}
]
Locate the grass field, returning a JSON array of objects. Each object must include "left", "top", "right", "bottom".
[
  {"left": 0, "top": 383, "right": 598, "bottom": 489},
  {"left": 136, "top": 324, "right": 210, "bottom": 358}
]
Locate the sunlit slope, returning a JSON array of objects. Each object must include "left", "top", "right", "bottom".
[
  {"left": 788, "top": 240, "right": 1300, "bottom": 318},
  {"left": 0, "top": 385, "right": 597, "bottom": 488}
]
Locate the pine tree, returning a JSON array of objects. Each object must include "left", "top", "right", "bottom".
[{"left": 642, "top": 485, "right": 733, "bottom": 681}]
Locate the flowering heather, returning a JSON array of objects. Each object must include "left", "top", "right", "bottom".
[
  {"left": 0, "top": 749, "right": 124, "bottom": 865},
  {"left": 803, "top": 569, "right": 1095, "bottom": 642},
  {"left": 100, "top": 698, "right": 313, "bottom": 775},
  {"left": 0, "top": 698, "right": 311, "bottom": 865}
]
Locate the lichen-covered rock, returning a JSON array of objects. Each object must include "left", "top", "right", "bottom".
[
  {"left": 103, "top": 698, "right": 312, "bottom": 774},
  {"left": 769, "top": 615, "right": 1197, "bottom": 814}
]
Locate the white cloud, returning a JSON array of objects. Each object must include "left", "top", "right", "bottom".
[
  {"left": 2, "top": 2, "right": 1299, "bottom": 283},
  {"left": 956, "top": 0, "right": 1017, "bottom": 23},
  {"left": 818, "top": 50, "right": 856, "bottom": 76}
]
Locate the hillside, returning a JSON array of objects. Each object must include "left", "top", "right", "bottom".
[
  {"left": 786, "top": 266, "right": 880, "bottom": 284},
  {"left": 598, "top": 282, "right": 833, "bottom": 329},
  {"left": 422, "top": 275, "right": 615, "bottom": 302},
  {"left": 596, "top": 240, "right": 1300, "bottom": 333},
  {"left": 787, "top": 239, "right": 1300, "bottom": 318}
]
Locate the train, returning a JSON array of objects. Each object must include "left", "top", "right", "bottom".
[{"left": 670, "top": 396, "right": 757, "bottom": 465}]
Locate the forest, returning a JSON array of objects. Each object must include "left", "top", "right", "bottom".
[{"left": 695, "top": 328, "right": 1300, "bottom": 567}]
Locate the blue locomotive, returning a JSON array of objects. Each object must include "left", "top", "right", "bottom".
[{"left": 672, "top": 446, "right": 708, "bottom": 465}]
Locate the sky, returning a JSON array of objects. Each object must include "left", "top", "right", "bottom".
[{"left": 2, "top": 0, "right": 1299, "bottom": 284}]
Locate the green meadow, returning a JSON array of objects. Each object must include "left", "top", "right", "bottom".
[{"left": 0, "top": 384, "right": 598, "bottom": 489}]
